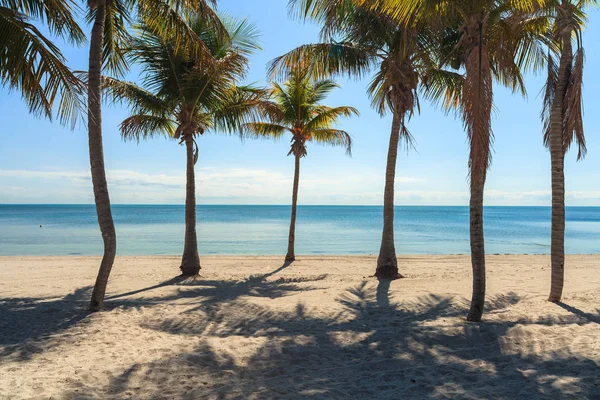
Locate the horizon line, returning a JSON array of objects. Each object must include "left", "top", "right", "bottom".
[{"left": 2, "top": 203, "right": 599, "bottom": 208}]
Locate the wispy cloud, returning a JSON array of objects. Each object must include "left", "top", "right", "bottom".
[{"left": 1, "top": 168, "right": 599, "bottom": 205}]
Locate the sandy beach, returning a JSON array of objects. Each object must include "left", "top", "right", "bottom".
[{"left": 0, "top": 255, "right": 599, "bottom": 399}]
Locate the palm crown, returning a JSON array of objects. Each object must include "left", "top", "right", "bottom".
[
  {"left": 87, "top": 0, "right": 228, "bottom": 77},
  {"left": 103, "top": 14, "right": 263, "bottom": 150},
  {"left": 271, "top": 0, "right": 463, "bottom": 144},
  {"left": 243, "top": 70, "right": 358, "bottom": 158},
  {"left": 541, "top": 0, "right": 595, "bottom": 160},
  {"left": 358, "top": 0, "right": 548, "bottom": 166}
]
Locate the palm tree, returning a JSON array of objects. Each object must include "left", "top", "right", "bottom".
[
  {"left": 102, "top": 15, "right": 262, "bottom": 276},
  {"left": 366, "top": 0, "right": 546, "bottom": 321},
  {"left": 0, "top": 0, "right": 85, "bottom": 125},
  {"left": 542, "top": 0, "right": 593, "bottom": 302},
  {"left": 270, "top": 0, "right": 462, "bottom": 278},
  {"left": 242, "top": 70, "right": 357, "bottom": 262},
  {"left": 85, "top": 0, "right": 225, "bottom": 311}
]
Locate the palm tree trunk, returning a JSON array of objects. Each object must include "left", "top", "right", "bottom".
[
  {"left": 548, "top": 31, "right": 572, "bottom": 302},
  {"left": 467, "top": 168, "right": 486, "bottom": 322},
  {"left": 88, "top": 0, "right": 117, "bottom": 312},
  {"left": 180, "top": 133, "right": 201, "bottom": 276},
  {"left": 285, "top": 151, "right": 301, "bottom": 262},
  {"left": 465, "top": 23, "right": 492, "bottom": 322},
  {"left": 376, "top": 109, "right": 401, "bottom": 280}
]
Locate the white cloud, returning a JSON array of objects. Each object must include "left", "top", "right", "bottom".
[
  {"left": 0, "top": 169, "right": 89, "bottom": 180},
  {"left": 1, "top": 168, "right": 600, "bottom": 205}
]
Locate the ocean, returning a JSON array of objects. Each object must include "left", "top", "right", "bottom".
[{"left": 0, "top": 205, "right": 599, "bottom": 256}]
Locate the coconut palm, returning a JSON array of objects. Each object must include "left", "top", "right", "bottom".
[
  {"left": 102, "top": 15, "right": 262, "bottom": 276},
  {"left": 242, "top": 70, "right": 357, "bottom": 262},
  {"left": 0, "top": 0, "right": 85, "bottom": 125},
  {"left": 270, "top": 0, "right": 462, "bottom": 278},
  {"left": 542, "top": 0, "right": 594, "bottom": 302},
  {"left": 365, "top": 0, "right": 547, "bottom": 321},
  {"left": 85, "top": 0, "right": 226, "bottom": 311}
]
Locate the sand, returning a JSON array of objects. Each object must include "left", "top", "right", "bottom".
[{"left": 0, "top": 255, "right": 599, "bottom": 399}]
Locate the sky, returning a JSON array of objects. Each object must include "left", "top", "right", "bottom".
[{"left": 1, "top": 1, "right": 599, "bottom": 206}]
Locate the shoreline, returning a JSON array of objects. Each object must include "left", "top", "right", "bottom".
[{"left": 2, "top": 252, "right": 600, "bottom": 258}]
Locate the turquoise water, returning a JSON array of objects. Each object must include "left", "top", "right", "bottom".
[{"left": 0, "top": 205, "right": 599, "bottom": 256}]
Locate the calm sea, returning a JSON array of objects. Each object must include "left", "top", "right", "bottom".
[{"left": 0, "top": 205, "right": 599, "bottom": 256}]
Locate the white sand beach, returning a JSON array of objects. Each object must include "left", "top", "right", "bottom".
[{"left": 0, "top": 255, "right": 599, "bottom": 399}]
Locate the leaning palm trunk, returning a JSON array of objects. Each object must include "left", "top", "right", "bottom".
[
  {"left": 548, "top": 33, "right": 573, "bottom": 302},
  {"left": 180, "top": 133, "right": 201, "bottom": 276},
  {"left": 286, "top": 151, "right": 301, "bottom": 262},
  {"left": 89, "top": 0, "right": 117, "bottom": 312},
  {"left": 376, "top": 110, "right": 402, "bottom": 279}
]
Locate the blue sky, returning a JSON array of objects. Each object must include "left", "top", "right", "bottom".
[{"left": 1, "top": 1, "right": 599, "bottom": 205}]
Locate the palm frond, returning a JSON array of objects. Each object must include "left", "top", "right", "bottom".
[
  {"left": 102, "top": 75, "right": 170, "bottom": 114},
  {"left": 120, "top": 114, "right": 177, "bottom": 142},
  {"left": 2, "top": 0, "right": 86, "bottom": 44},
  {"left": 221, "top": 14, "right": 261, "bottom": 56},
  {"left": 541, "top": 51, "right": 558, "bottom": 149},
  {"left": 305, "top": 105, "right": 359, "bottom": 132},
  {"left": 85, "top": 0, "right": 133, "bottom": 77},
  {"left": 421, "top": 68, "right": 464, "bottom": 115},
  {"left": 365, "top": 68, "right": 388, "bottom": 116},
  {"left": 563, "top": 46, "right": 586, "bottom": 160},
  {"left": 212, "top": 85, "right": 271, "bottom": 133},
  {"left": 0, "top": 6, "right": 84, "bottom": 127},
  {"left": 310, "top": 79, "right": 341, "bottom": 103},
  {"left": 268, "top": 42, "right": 376, "bottom": 81},
  {"left": 137, "top": 0, "right": 223, "bottom": 67},
  {"left": 309, "top": 128, "right": 353, "bottom": 156},
  {"left": 241, "top": 122, "right": 289, "bottom": 140}
]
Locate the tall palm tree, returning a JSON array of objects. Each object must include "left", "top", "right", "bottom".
[
  {"left": 243, "top": 71, "right": 357, "bottom": 262},
  {"left": 102, "top": 15, "right": 262, "bottom": 276},
  {"left": 0, "top": 0, "right": 85, "bottom": 125},
  {"left": 542, "top": 0, "right": 593, "bottom": 302},
  {"left": 86, "top": 0, "right": 116, "bottom": 313},
  {"left": 271, "top": 0, "right": 462, "bottom": 278},
  {"left": 85, "top": 0, "right": 225, "bottom": 311},
  {"left": 366, "top": 0, "right": 546, "bottom": 321}
]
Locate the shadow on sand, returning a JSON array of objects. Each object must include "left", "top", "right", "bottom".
[
  {"left": 555, "top": 302, "right": 600, "bottom": 325},
  {"left": 75, "top": 282, "right": 600, "bottom": 398},
  {"left": 0, "top": 286, "right": 93, "bottom": 361},
  {"left": 0, "top": 261, "right": 317, "bottom": 360},
  {"left": 2, "top": 263, "right": 599, "bottom": 398}
]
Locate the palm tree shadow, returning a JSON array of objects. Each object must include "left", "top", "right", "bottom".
[
  {"left": 103, "top": 259, "right": 325, "bottom": 310},
  {"left": 0, "top": 286, "right": 93, "bottom": 360},
  {"left": 261, "top": 259, "right": 294, "bottom": 279},
  {"left": 106, "top": 260, "right": 297, "bottom": 304},
  {"left": 555, "top": 302, "right": 600, "bottom": 324},
  {"left": 0, "top": 261, "right": 322, "bottom": 363},
  {"left": 376, "top": 279, "right": 391, "bottom": 308},
  {"left": 91, "top": 285, "right": 600, "bottom": 399},
  {"left": 106, "top": 276, "right": 186, "bottom": 301}
]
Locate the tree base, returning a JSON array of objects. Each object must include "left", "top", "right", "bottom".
[
  {"left": 180, "top": 265, "right": 200, "bottom": 277},
  {"left": 466, "top": 306, "right": 483, "bottom": 322},
  {"left": 285, "top": 254, "right": 295, "bottom": 262},
  {"left": 180, "top": 251, "right": 200, "bottom": 277},
  {"left": 89, "top": 299, "right": 103, "bottom": 312},
  {"left": 547, "top": 296, "right": 561, "bottom": 303},
  {"left": 374, "top": 264, "right": 403, "bottom": 280}
]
